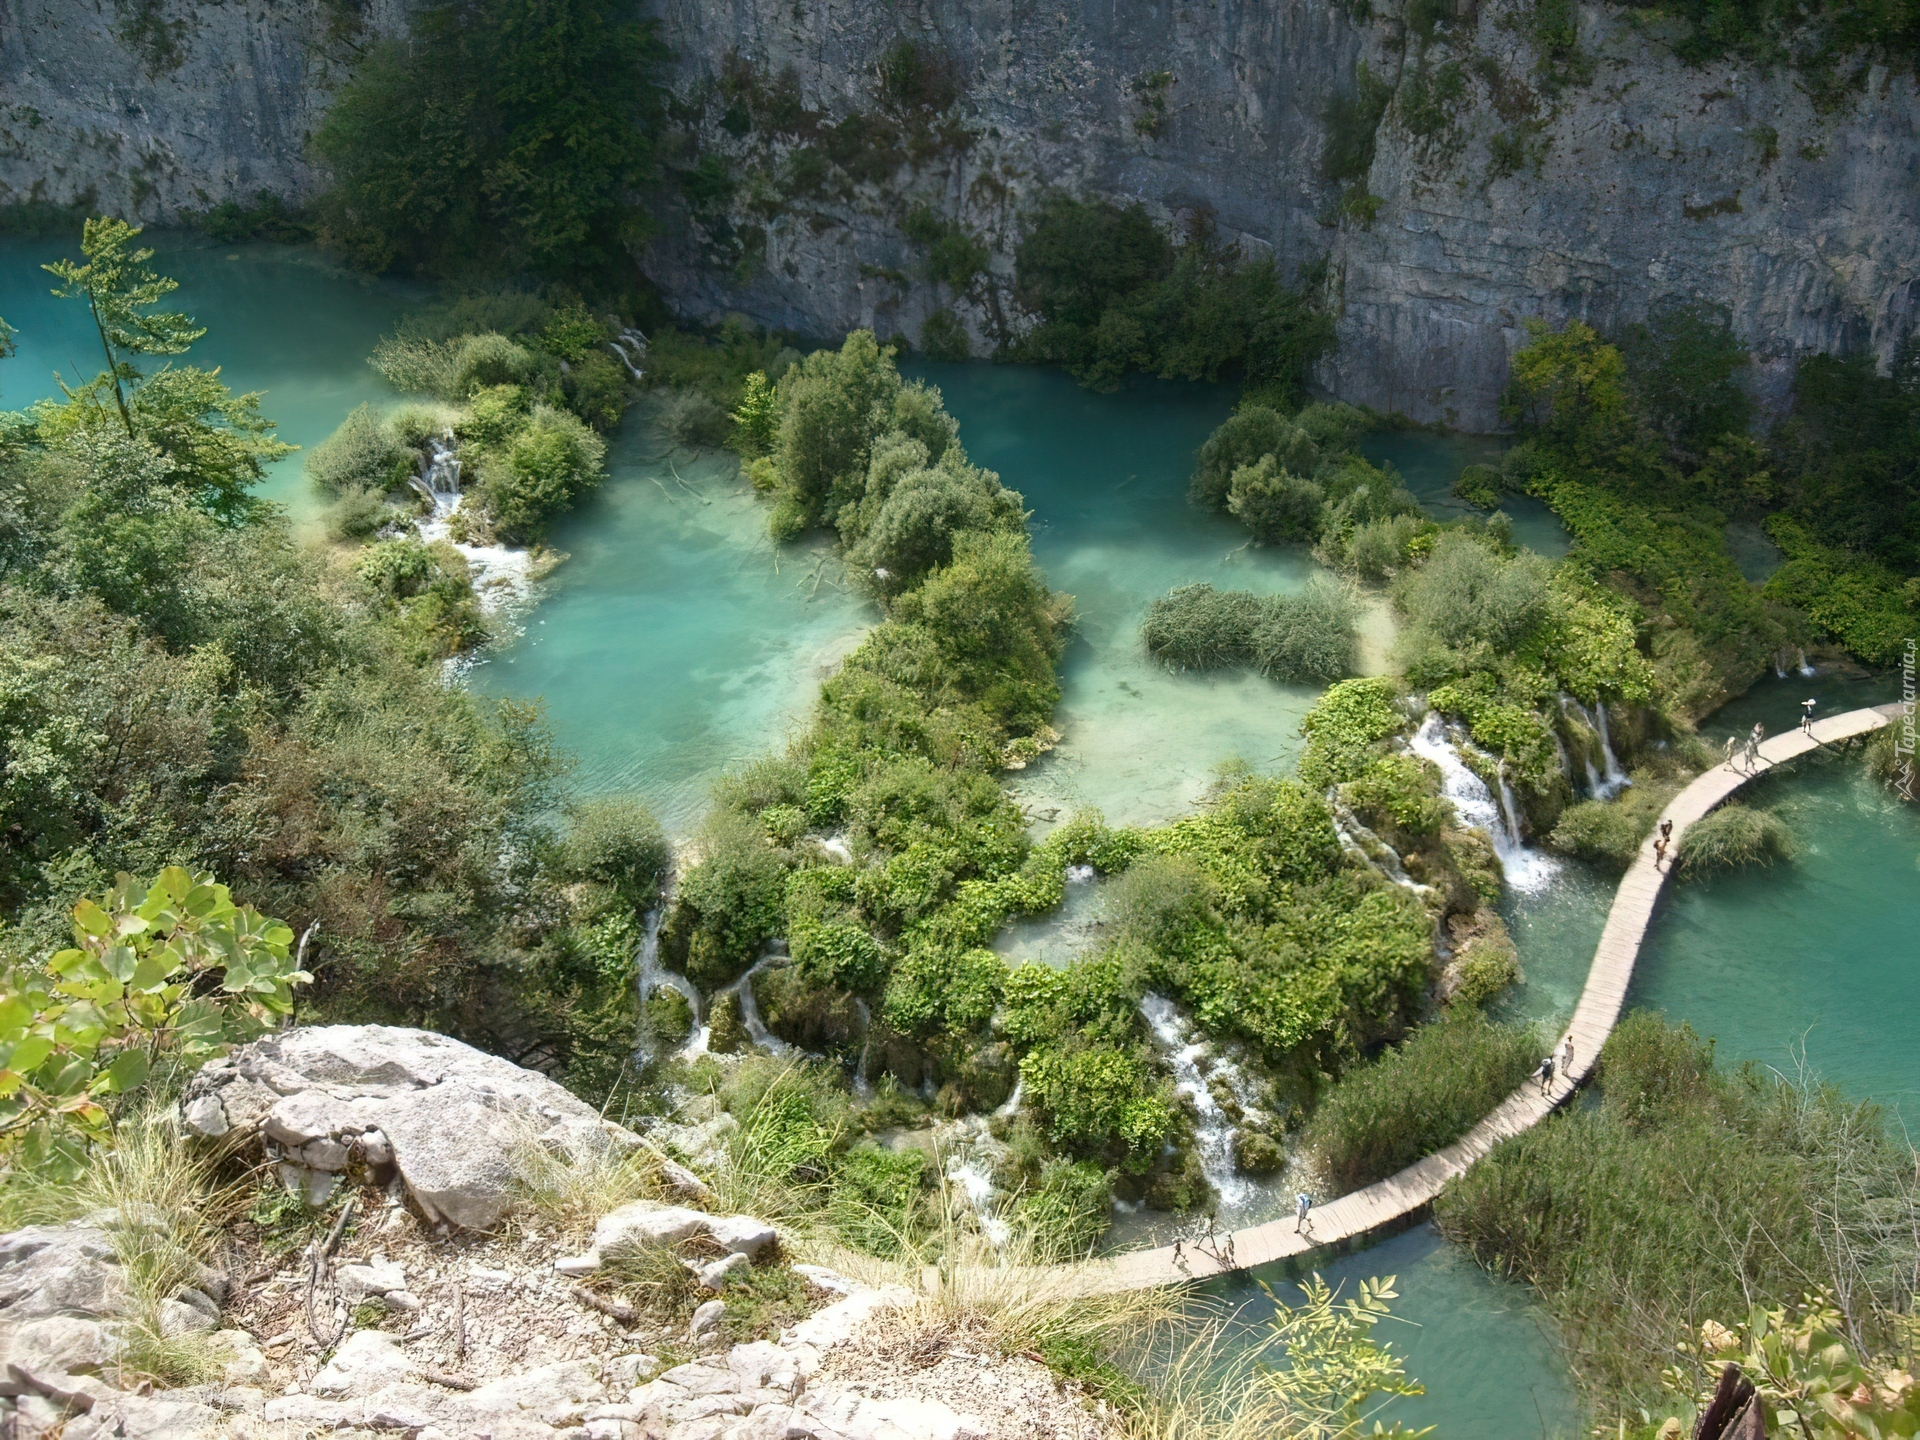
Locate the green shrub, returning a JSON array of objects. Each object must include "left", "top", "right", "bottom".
[
  {"left": 562, "top": 352, "right": 629, "bottom": 431},
  {"left": 1394, "top": 531, "right": 1553, "bottom": 652},
  {"left": 1140, "top": 580, "right": 1357, "bottom": 683},
  {"left": 1227, "top": 455, "right": 1325, "bottom": 542},
  {"left": 1676, "top": 802, "right": 1795, "bottom": 872},
  {"left": 1548, "top": 781, "right": 1677, "bottom": 868},
  {"left": 326, "top": 484, "right": 400, "bottom": 541},
  {"left": 849, "top": 450, "right": 1025, "bottom": 594},
  {"left": 563, "top": 796, "right": 669, "bottom": 907},
  {"left": 538, "top": 302, "right": 608, "bottom": 362},
  {"left": 356, "top": 537, "right": 437, "bottom": 596},
  {"left": 1190, "top": 405, "right": 1320, "bottom": 509},
  {"left": 1452, "top": 463, "right": 1503, "bottom": 509},
  {"left": 668, "top": 814, "right": 789, "bottom": 991},
  {"left": 707, "top": 991, "right": 750, "bottom": 1053},
  {"left": 655, "top": 389, "right": 726, "bottom": 448},
  {"left": 642, "top": 986, "right": 693, "bottom": 1046},
  {"left": 1301, "top": 1012, "right": 1537, "bottom": 1192},
  {"left": 832, "top": 1143, "right": 928, "bottom": 1257},
  {"left": 370, "top": 334, "right": 458, "bottom": 396},
  {"left": 307, "top": 403, "right": 415, "bottom": 494},
  {"left": 480, "top": 403, "right": 607, "bottom": 542},
  {"left": 1011, "top": 1159, "right": 1112, "bottom": 1256},
  {"left": 1298, "top": 677, "right": 1408, "bottom": 788},
  {"left": 1342, "top": 514, "right": 1425, "bottom": 580},
  {"left": 1320, "top": 62, "right": 1392, "bottom": 182},
  {"left": 1020, "top": 1041, "right": 1173, "bottom": 1171},
  {"left": 450, "top": 333, "right": 536, "bottom": 396},
  {"left": 311, "top": 0, "right": 664, "bottom": 281}
]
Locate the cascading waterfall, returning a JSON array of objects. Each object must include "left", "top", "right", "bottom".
[
  {"left": 716, "top": 949, "right": 796, "bottom": 1058},
  {"left": 1328, "top": 792, "right": 1428, "bottom": 895},
  {"left": 635, "top": 909, "right": 703, "bottom": 1063},
  {"left": 993, "top": 1077, "right": 1023, "bottom": 1120},
  {"left": 1591, "top": 701, "right": 1630, "bottom": 795},
  {"left": 1409, "top": 714, "right": 1560, "bottom": 893},
  {"left": 607, "top": 327, "right": 649, "bottom": 381},
  {"left": 851, "top": 998, "right": 874, "bottom": 1099},
  {"left": 1140, "top": 994, "right": 1255, "bottom": 1211},
  {"left": 1797, "top": 648, "right": 1815, "bottom": 677},
  {"left": 939, "top": 1120, "right": 1011, "bottom": 1245},
  {"left": 413, "top": 431, "right": 536, "bottom": 618},
  {"left": 1558, "top": 694, "right": 1627, "bottom": 800}
]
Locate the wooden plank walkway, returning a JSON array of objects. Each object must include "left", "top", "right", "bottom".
[{"left": 1078, "top": 702, "right": 1900, "bottom": 1294}]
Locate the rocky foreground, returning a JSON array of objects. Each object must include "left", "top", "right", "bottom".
[{"left": 0, "top": 1028, "right": 1122, "bottom": 1440}]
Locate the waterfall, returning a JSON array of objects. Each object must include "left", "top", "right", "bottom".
[
  {"left": 993, "top": 1076, "right": 1023, "bottom": 1120},
  {"left": 1140, "top": 995, "right": 1254, "bottom": 1211},
  {"left": 635, "top": 909, "right": 704, "bottom": 1063},
  {"left": 1328, "top": 792, "right": 1429, "bottom": 895},
  {"left": 715, "top": 950, "right": 795, "bottom": 1058},
  {"left": 1065, "top": 862, "right": 1095, "bottom": 885},
  {"left": 1559, "top": 694, "right": 1628, "bottom": 800},
  {"left": 851, "top": 998, "right": 874, "bottom": 1099},
  {"left": 607, "top": 326, "right": 649, "bottom": 381},
  {"left": 1409, "top": 714, "right": 1560, "bottom": 893},
  {"left": 413, "top": 430, "right": 536, "bottom": 619},
  {"left": 938, "top": 1120, "right": 1011, "bottom": 1246},
  {"left": 1592, "top": 701, "right": 1630, "bottom": 795},
  {"left": 1797, "top": 648, "right": 1815, "bottom": 678}
]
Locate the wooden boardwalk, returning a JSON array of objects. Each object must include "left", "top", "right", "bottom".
[{"left": 1082, "top": 702, "right": 1900, "bottom": 1293}]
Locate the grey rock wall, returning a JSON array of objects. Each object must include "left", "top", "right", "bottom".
[{"left": 4, "top": 0, "right": 1913, "bottom": 430}]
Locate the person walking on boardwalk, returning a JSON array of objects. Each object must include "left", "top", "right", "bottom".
[
  {"left": 1560, "top": 1032, "right": 1575, "bottom": 1078},
  {"left": 1653, "top": 833, "right": 1669, "bottom": 870},
  {"left": 1748, "top": 721, "right": 1766, "bottom": 768},
  {"left": 1724, "top": 734, "right": 1742, "bottom": 771},
  {"left": 1801, "top": 697, "right": 1818, "bottom": 736},
  {"left": 1537, "top": 1052, "right": 1556, "bottom": 1094},
  {"left": 1294, "top": 1192, "right": 1312, "bottom": 1234}
]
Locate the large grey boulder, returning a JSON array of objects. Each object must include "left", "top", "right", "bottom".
[{"left": 183, "top": 1025, "right": 706, "bottom": 1228}]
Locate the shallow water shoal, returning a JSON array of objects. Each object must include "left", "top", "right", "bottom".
[
  {"left": 904, "top": 361, "right": 1331, "bottom": 829},
  {"left": 466, "top": 419, "right": 872, "bottom": 835},
  {"left": 0, "top": 234, "right": 424, "bottom": 529}
]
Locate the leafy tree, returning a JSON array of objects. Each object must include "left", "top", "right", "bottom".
[
  {"left": 1500, "top": 317, "right": 1632, "bottom": 449},
  {"left": 39, "top": 221, "right": 290, "bottom": 521},
  {"left": 1619, "top": 301, "right": 1752, "bottom": 457},
  {"left": 0, "top": 868, "right": 308, "bottom": 1174},
  {"left": 42, "top": 219, "right": 204, "bottom": 438},
  {"left": 1260, "top": 1274, "right": 1429, "bottom": 1438},
  {"left": 312, "top": 0, "right": 668, "bottom": 280}
]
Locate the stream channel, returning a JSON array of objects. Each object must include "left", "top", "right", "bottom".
[{"left": 5, "top": 235, "right": 1915, "bottom": 1439}]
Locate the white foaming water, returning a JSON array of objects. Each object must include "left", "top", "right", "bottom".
[
  {"left": 1065, "top": 862, "right": 1096, "bottom": 884},
  {"left": 635, "top": 908, "right": 703, "bottom": 1063},
  {"left": 1558, "top": 694, "right": 1628, "bottom": 799},
  {"left": 1139, "top": 994, "right": 1255, "bottom": 1211},
  {"left": 1591, "top": 701, "right": 1630, "bottom": 795},
  {"left": 1328, "top": 792, "right": 1427, "bottom": 894},
  {"left": 413, "top": 436, "right": 537, "bottom": 619},
  {"left": 993, "top": 1077, "right": 1023, "bottom": 1120},
  {"left": 713, "top": 950, "right": 796, "bottom": 1059},
  {"left": 1409, "top": 713, "right": 1560, "bottom": 893},
  {"left": 851, "top": 998, "right": 874, "bottom": 1099}
]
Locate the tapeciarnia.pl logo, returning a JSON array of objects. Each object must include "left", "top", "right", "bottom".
[{"left": 1899, "top": 638, "right": 1916, "bottom": 802}]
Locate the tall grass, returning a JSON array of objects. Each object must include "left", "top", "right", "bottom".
[
  {"left": 1676, "top": 802, "right": 1795, "bottom": 872},
  {"left": 1142, "top": 579, "right": 1359, "bottom": 683},
  {"left": 0, "top": 1102, "right": 244, "bottom": 1386},
  {"left": 1299, "top": 1012, "right": 1539, "bottom": 1192},
  {"left": 1435, "top": 1011, "right": 1920, "bottom": 1412}
]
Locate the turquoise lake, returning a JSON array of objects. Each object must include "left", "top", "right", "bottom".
[{"left": 9, "top": 234, "right": 1916, "bottom": 1439}]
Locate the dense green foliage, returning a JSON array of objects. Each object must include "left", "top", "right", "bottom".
[
  {"left": 1010, "top": 201, "right": 1334, "bottom": 398},
  {"left": 1141, "top": 580, "right": 1360, "bottom": 683},
  {"left": 312, "top": 0, "right": 667, "bottom": 280},
  {"left": 0, "top": 227, "right": 656, "bottom": 1104},
  {"left": 1438, "top": 1012, "right": 1920, "bottom": 1408},
  {"left": 1632, "top": 0, "right": 1920, "bottom": 110},
  {"left": 1301, "top": 1011, "right": 1538, "bottom": 1191}
]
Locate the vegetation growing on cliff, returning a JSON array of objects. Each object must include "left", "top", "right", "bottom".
[
  {"left": 1010, "top": 201, "right": 1335, "bottom": 400},
  {"left": 312, "top": 0, "right": 667, "bottom": 281}
]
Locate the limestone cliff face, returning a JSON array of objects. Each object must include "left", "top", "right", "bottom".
[
  {"left": 647, "top": 0, "right": 1919, "bottom": 427},
  {"left": 5, "top": 0, "right": 1913, "bottom": 429},
  {"left": 0, "top": 0, "right": 406, "bottom": 219}
]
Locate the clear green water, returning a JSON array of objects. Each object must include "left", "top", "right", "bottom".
[
  {"left": 1635, "top": 739, "right": 1919, "bottom": 1116},
  {"left": 903, "top": 361, "right": 1329, "bottom": 829},
  {"left": 465, "top": 416, "right": 873, "bottom": 833},
  {"left": 0, "top": 234, "right": 424, "bottom": 528},
  {"left": 1206, "top": 1222, "right": 1584, "bottom": 1440}
]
